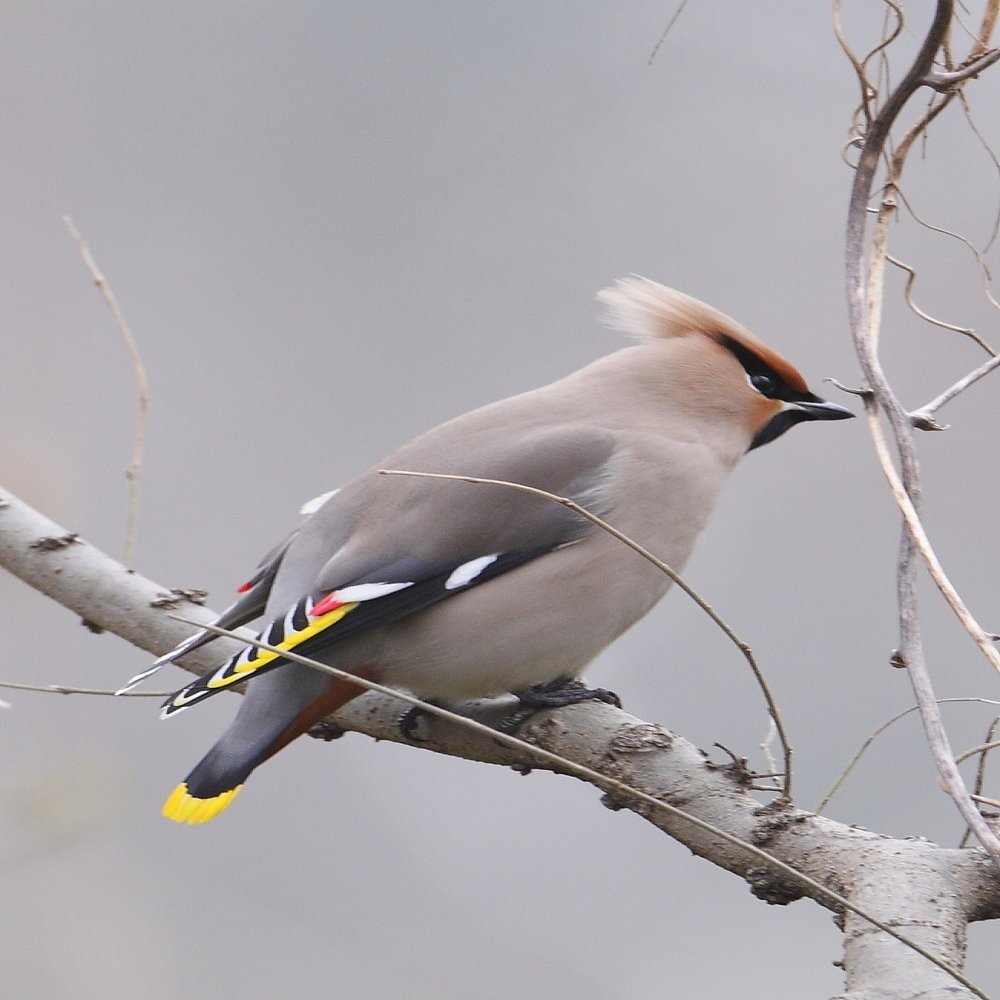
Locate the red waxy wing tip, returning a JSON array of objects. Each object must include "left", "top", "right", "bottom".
[{"left": 309, "top": 593, "right": 345, "bottom": 618}]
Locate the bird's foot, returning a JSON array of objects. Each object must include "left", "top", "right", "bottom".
[
  {"left": 309, "top": 720, "right": 346, "bottom": 741},
  {"left": 398, "top": 699, "right": 447, "bottom": 742},
  {"left": 498, "top": 677, "right": 621, "bottom": 734}
]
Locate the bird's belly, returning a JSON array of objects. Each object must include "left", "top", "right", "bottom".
[{"left": 358, "top": 533, "right": 678, "bottom": 700}]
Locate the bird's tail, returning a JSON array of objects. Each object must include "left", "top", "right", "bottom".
[
  {"left": 162, "top": 753, "right": 255, "bottom": 825},
  {"left": 163, "top": 672, "right": 370, "bottom": 825}
]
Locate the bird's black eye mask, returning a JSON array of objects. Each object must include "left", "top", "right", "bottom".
[
  {"left": 716, "top": 335, "right": 808, "bottom": 404},
  {"left": 715, "top": 335, "right": 850, "bottom": 450}
]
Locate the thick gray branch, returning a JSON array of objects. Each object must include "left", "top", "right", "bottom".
[{"left": 1, "top": 483, "right": 999, "bottom": 998}]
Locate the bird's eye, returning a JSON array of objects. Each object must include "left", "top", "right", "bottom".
[{"left": 748, "top": 373, "right": 776, "bottom": 397}]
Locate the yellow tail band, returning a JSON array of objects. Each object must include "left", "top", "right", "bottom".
[{"left": 163, "top": 782, "right": 243, "bottom": 825}]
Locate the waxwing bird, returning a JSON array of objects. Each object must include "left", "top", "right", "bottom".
[{"left": 144, "top": 276, "right": 853, "bottom": 824}]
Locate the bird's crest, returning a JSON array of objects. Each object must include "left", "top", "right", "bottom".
[{"left": 597, "top": 275, "right": 807, "bottom": 392}]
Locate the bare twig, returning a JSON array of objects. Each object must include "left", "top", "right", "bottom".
[
  {"left": 0, "top": 680, "right": 168, "bottom": 698},
  {"left": 955, "top": 737, "right": 1000, "bottom": 766},
  {"left": 833, "top": 0, "right": 906, "bottom": 128},
  {"left": 379, "top": 466, "right": 795, "bottom": 799},
  {"left": 892, "top": 185, "right": 1000, "bottom": 334},
  {"left": 962, "top": 716, "right": 1000, "bottom": 847},
  {"left": 647, "top": 0, "right": 692, "bottom": 66},
  {"left": 818, "top": 697, "right": 1000, "bottom": 815},
  {"left": 923, "top": 47, "right": 1000, "bottom": 88},
  {"left": 863, "top": 400, "right": 1000, "bottom": 674},
  {"left": 976, "top": 2, "right": 1000, "bottom": 58},
  {"left": 760, "top": 717, "right": 781, "bottom": 790},
  {"left": 63, "top": 216, "right": 150, "bottom": 568},
  {"left": 885, "top": 252, "right": 990, "bottom": 347},
  {"left": 957, "top": 91, "right": 1000, "bottom": 251},
  {"left": 861, "top": 395, "right": 1000, "bottom": 857},
  {"left": 843, "top": 0, "right": 1000, "bottom": 864},
  {"left": 910, "top": 353, "right": 1000, "bottom": 426}
]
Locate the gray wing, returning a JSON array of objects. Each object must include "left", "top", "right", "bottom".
[
  {"left": 160, "top": 426, "right": 618, "bottom": 715},
  {"left": 306, "top": 424, "right": 618, "bottom": 596}
]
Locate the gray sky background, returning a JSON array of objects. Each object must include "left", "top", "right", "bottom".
[{"left": 2, "top": 4, "right": 999, "bottom": 998}]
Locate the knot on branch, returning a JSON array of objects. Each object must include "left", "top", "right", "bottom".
[
  {"left": 908, "top": 411, "right": 948, "bottom": 432},
  {"left": 149, "top": 588, "right": 209, "bottom": 609},
  {"left": 308, "top": 720, "right": 347, "bottom": 741},
  {"left": 599, "top": 726, "right": 675, "bottom": 812},
  {"left": 745, "top": 864, "right": 806, "bottom": 906},
  {"left": 750, "top": 808, "right": 802, "bottom": 846},
  {"left": 29, "top": 532, "right": 80, "bottom": 551},
  {"left": 609, "top": 724, "right": 674, "bottom": 755},
  {"left": 708, "top": 742, "right": 754, "bottom": 787}
]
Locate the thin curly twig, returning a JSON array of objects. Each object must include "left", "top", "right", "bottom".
[
  {"left": 885, "top": 253, "right": 993, "bottom": 350},
  {"left": 843, "top": 0, "right": 1000, "bottom": 863},
  {"left": 892, "top": 186, "right": 1000, "bottom": 337}
]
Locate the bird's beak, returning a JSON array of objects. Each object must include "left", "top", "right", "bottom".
[
  {"left": 792, "top": 398, "right": 855, "bottom": 422},
  {"left": 748, "top": 395, "right": 854, "bottom": 450}
]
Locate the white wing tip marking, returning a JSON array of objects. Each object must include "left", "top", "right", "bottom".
[
  {"left": 116, "top": 663, "right": 161, "bottom": 695},
  {"left": 161, "top": 686, "right": 212, "bottom": 718},
  {"left": 300, "top": 489, "right": 340, "bottom": 516},
  {"left": 334, "top": 581, "right": 413, "bottom": 602},
  {"left": 445, "top": 555, "right": 500, "bottom": 590}
]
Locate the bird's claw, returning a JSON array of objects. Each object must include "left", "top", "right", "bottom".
[
  {"left": 498, "top": 677, "right": 622, "bottom": 734},
  {"left": 309, "top": 720, "right": 346, "bottom": 741},
  {"left": 398, "top": 699, "right": 446, "bottom": 742}
]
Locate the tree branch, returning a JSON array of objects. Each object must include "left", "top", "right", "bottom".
[
  {"left": 843, "top": 0, "right": 1000, "bottom": 865},
  {"left": 922, "top": 48, "right": 1000, "bottom": 90},
  {"left": 3, "top": 483, "right": 1000, "bottom": 998},
  {"left": 910, "top": 353, "right": 1000, "bottom": 427}
]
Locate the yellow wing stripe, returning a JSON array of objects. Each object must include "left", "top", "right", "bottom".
[
  {"left": 204, "top": 601, "right": 359, "bottom": 691},
  {"left": 163, "top": 782, "right": 243, "bottom": 825}
]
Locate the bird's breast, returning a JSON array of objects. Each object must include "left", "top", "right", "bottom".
[{"left": 356, "top": 435, "right": 735, "bottom": 700}]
